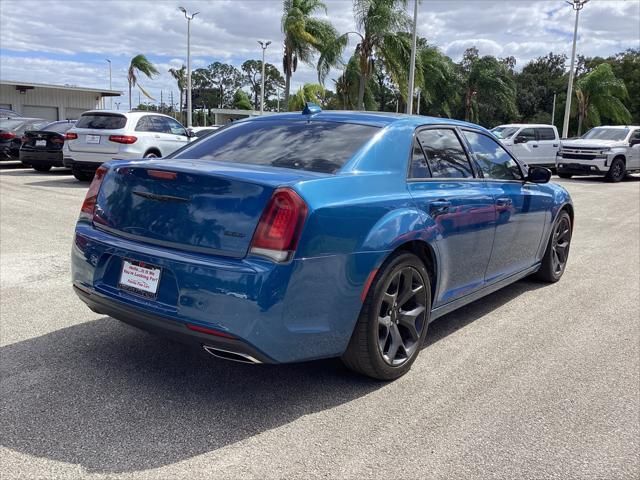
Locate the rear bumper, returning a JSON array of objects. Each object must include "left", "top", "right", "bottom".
[
  {"left": 20, "top": 150, "right": 64, "bottom": 167},
  {"left": 71, "top": 223, "right": 381, "bottom": 363},
  {"left": 63, "top": 157, "right": 102, "bottom": 171}
]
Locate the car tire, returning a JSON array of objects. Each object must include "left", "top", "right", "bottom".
[
  {"left": 72, "top": 167, "right": 94, "bottom": 182},
  {"left": 144, "top": 151, "right": 159, "bottom": 158},
  {"left": 558, "top": 173, "right": 572, "bottom": 179},
  {"left": 342, "top": 252, "right": 431, "bottom": 381},
  {"left": 534, "top": 211, "right": 572, "bottom": 283},
  {"left": 605, "top": 157, "right": 626, "bottom": 183},
  {"left": 32, "top": 165, "right": 52, "bottom": 172}
]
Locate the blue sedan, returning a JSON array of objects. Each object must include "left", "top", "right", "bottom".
[{"left": 71, "top": 107, "right": 573, "bottom": 380}]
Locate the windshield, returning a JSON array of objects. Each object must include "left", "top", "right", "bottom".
[
  {"left": 41, "top": 121, "right": 76, "bottom": 133},
  {"left": 581, "top": 128, "right": 629, "bottom": 141},
  {"left": 172, "top": 120, "right": 381, "bottom": 174},
  {"left": 491, "top": 127, "right": 519, "bottom": 139}
]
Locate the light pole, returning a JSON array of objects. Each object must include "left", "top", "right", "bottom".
[
  {"left": 551, "top": 92, "right": 557, "bottom": 126},
  {"left": 179, "top": 7, "right": 199, "bottom": 127},
  {"left": 106, "top": 59, "right": 112, "bottom": 109},
  {"left": 258, "top": 40, "right": 271, "bottom": 114},
  {"left": 416, "top": 88, "right": 421, "bottom": 115},
  {"left": 561, "top": 0, "right": 589, "bottom": 139},
  {"left": 406, "top": 0, "right": 418, "bottom": 115}
]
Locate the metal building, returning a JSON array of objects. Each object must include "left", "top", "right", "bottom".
[{"left": 0, "top": 80, "right": 121, "bottom": 121}]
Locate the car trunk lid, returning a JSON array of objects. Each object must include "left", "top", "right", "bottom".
[{"left": 21, "top": 130, "right": 65, "bottom": 150}]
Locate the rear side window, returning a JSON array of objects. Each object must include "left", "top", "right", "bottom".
[
  {"left": 417, "top": 129, "right": 474, "bottom": 179},
  {"left": 76, "top": 114, "right": 126, "bottom": 130},
  {"left": 536, "top": 128, "right": 556, "bottom": 140},
  {"left": 463, "top": 130, "right": 523, "bottom": 181},
  {"left": 173, "top": 120, "right": 380, "bottom": 174}
]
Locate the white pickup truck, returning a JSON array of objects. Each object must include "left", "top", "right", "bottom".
[
  {"left": 556, "top": 126, "right": 640, "bottom": 182},
  {"left": 491, "top": 124, "right": 560, "bottom": 169}
]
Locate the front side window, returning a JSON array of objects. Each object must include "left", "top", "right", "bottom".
[
  {"left": 172, "top": 120, "right": 380, "bottom": 174},
  {"left": 417, "top": 129, "right": 474, "bottom": 179},
  {"left": 165, "top": 117, "right": 187, "bottom": 136},
  {"left": 463, "top": 130, "right": 523, "bottom": 181},
  {"left": 536, "top": 128, "right": 556, "bottom": 141},
  {"left": 515, "top": 128, "right": 536, "bottom": 143}
]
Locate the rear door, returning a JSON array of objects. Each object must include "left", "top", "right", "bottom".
[
  {"left": 407, "top": 127, "right": 496, "bottom": 306},
  {"left": 461, "top": 129, "right": 551, "bottom": 282},
  {"left": 67, "top": 113, "right": 128, "bottom": 154},
  {"left": 534, "top": 127, "right": 559, "bottom": 166},
  {"left": 511, "top": 127, "right": 538, "bottom": 165}
]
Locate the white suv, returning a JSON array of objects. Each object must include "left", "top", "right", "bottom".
[
  {"left": 491, "top": 124, "right": 560, "bottom": 169},
  {"left": 556, "top": 126, "right": 640, "bottom": 182},
  {"left": 63, "top": 110, "right": 190, "bottom": 180}
]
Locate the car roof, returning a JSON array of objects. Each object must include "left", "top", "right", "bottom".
[
  {"left": 588, "top": 125, "right": 640, "bottom": 129},
  {"left": 248, "top": 110, "right": 489, "bottom": 132},
  {"left": 80, "top": 110, "right": 176, "bottom": 119}
]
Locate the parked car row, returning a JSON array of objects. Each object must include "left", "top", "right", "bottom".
[
  {"left": 492, "top": 123, "right": 640, "bottom": 182},
  {"left": 1, "top": 117, "right": 49, "bottom": 160}
]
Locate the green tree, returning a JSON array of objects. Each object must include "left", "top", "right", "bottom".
[
  {"left": 417, "top": 43, "right": 460, "bottom": 117},
  {"left": 459, "top": 47, "right": 516, "bottom": 125},
  {"left": 515, "top": 53, "right": 566, "bottom": 127},
  {"left": 281, "top": 0, "right": 342, "bottom": 110},
  {"left": 168, "top": 65, "right": 186, "bottom": 121},
  {"left": 128, "top": 54, "right": 159, "bottom": 109},
  {"left": 241, "top": 60, "right": 286, "bottom": 110},
  {"left": 232, "top": 89, "right": 252, "bottom": 110},
  {"left": 343, "top": 0, "right": 411, "bottom": 110},
  {"left": 288, "top": 83, "right": 326, "bottom": 110},
  {"left": 574, "top": 63, "right": 630, "bottom": 135}
]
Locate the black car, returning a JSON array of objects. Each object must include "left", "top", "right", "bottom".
[
  {"left": 0, "top": 117, "right": 48, "bottom": 160},
  {"left": 20, "top": 120, "right": 77, "bottom": 172}
]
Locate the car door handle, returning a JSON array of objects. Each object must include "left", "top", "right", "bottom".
[
  {"left": 429, "top": 200, "right": 451, "bottom": 216},
  {"left": 532, "top": 144, "right": 539, "bottom": 148},
  {"left": 154, "top": 134, "right": 160, "bottom": 138},
  {"left": 553, "top": 144, "right": 559, "bottom": 147},
  {"left": 496, "top": 197, "right": 513, "bottom": 207}
]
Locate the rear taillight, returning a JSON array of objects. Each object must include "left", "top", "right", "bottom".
[
  {"left": 79, "top": 166, "right": 108, "bottom": 221},
  {"left": 0, "top": 132, "right": 16, "bottom": 140},
  {"left": 249, "top": 188, "right": 308, "bottom": 262},
  {"left": 109, "top": 135, "right": 137, "bottom": 144},
  {"left": 51, "top": 136, "right": 64, "bottom": 144},
  {"left": 65, "top": 132, "right": 78, "bottom": 140}
]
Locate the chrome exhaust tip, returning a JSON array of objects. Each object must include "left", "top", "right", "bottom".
[{"left": 202, "top": 345, "right": 262, "bottom": 364}]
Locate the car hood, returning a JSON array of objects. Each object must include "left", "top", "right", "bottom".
[{"left": 561, "top": 139, "right": 625, "bottom": 149}]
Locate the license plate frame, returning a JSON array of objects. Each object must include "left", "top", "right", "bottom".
[
  {"left": 118, "top": 259, "right": 162, "bottom": 299},
  {"left": 86, "top": 134, "right": 101, "bottom": 144},
  {"left": 35, "top": 139, "right": 47, "bottom": 147}
]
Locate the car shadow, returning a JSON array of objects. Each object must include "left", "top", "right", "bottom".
[
  {"left": 25, "top": 177, "right": 88, "bottom": 189},
  {"left": 0, "top": 278, "right": 546, "bottom": 474},
  {"left": 555, "top": 174, "right": 640, "bottom": 183}
]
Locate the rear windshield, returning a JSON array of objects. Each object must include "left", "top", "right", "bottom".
[
  {"left": 581, "top": 127, "right": 629, "bottom": 141},
  {"left": 42, "top": 121, "right": 76, "bottom": 133},
  {"left": 76, "top": 114, "right": 126, "bottom": 130},
  {"left": 172, "top": 120, "right": 380, "bottom": 174},
  {"left": 0, "top": 119, "right": 26, "bottom": 131}
]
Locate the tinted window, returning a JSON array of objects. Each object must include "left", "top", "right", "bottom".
[
  {"left": 409, "top": 140, "right": 431, "bottom": 178},
  {"left": 76, "top": 114, "right": 127, "bottom": 129},
  {"left": 491, "top": 126, "right": 519, "bottom": 139},
  {"left": 165, "top": 117, "right": 187, "bottom": 136},
  {"left": 516, "top": 128, "right": 536, "bottom": 142},
  {"left": 173, "top": 120, "right": 380, "bottom": 174},
  {"left": 417, "top": 129, "right": 473, "bottom": 179},
  {"left": 464, "top": 130, "right": 523, "bottom": 181},
  {"left": 536, "top": 128, "right": 556, "bottom": 140},
  {"left": 135, "top": 116, "right": 153, "bottom": 132},
  {"left": 42, "top": 121, "right": 75, "bottom": 133},
  {"left": 630, "top": 130, "right": 640, "bottom": 140},
  {"left": 581, "top": 127, "right": 629, "bottom": 141}
]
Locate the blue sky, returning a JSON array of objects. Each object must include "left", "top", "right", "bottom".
[{"left": 0, "top": 0, "right": 638, "bottom": 107}]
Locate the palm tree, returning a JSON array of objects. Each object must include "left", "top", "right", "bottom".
[
  {"left": 281, "top": 0, "right": 341, "bottom": 110},
  {"left": 288, "top": 83, "right": 326, "bottom": 110},
  {"left": 168, "top": 65, "right": 186, "bottom": 117},
  {"left": 574, "top": 63, "right": 630, "bottom": 136},
  {"left": 417, "top": 44, "right": 459, "bottom": 117},
  {"left": 460, "top": 48, "right": 516, "bottom": 123},
  {"left": 128, "top": 54, "right": 159, "bottom": 109},
  {"left": 341, "top": 0, "right": 411, "bottom": 110}
]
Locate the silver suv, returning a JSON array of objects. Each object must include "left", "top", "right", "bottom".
[
  {"left": 63, "top": 110, "right": 190, "bottom": 180},
  {"left": 556, "top": 126, "right": 640, "bottom": 182}
]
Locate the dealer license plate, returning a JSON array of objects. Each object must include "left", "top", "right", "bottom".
[
  {"left": 118, "top": 259, "right": 161, "bottom": 298},
  {"left": 86, "top": 134, "right": 101, "bottom": 144},
  {"left": 35, "top": 139, "right": 47, "bottom": 147}
]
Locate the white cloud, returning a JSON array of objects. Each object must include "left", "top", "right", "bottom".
[{"left": 0, "top": 0, "right": 638, "bottom": 105}]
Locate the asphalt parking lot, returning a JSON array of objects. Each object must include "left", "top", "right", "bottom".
[{"left": 1, "top": 163, "right": 638, "bottom": 480}]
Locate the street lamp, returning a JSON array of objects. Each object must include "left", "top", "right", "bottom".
[
  {"left": 179, "top": 6, "right": 199, "bottom": 128},
  {"left": 258, "top": 40, "right": 271, "bottom": 114},
  {"left": 106, "top": 59, "right": 112, "bottom": 109},
  {"left": 561, "top": 0, "right": 589, "bottom": 139},
  {"left": 406, "top": 0, "right": 418, "bottom": 115}
]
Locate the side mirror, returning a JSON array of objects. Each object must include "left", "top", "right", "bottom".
[
  {"left": 527, "top": 166, "right": 552, "bottom": 184},
  {"left": 514, "top": 136, "right": 528, "bottom": 144},
  {"left": 186, "top": 128, "right": 195, "bottom": 138}
]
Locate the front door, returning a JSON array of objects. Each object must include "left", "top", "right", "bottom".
[
  {"left": 407, "top": 127, "right": 496, "bottom": 306},
  {"left": 461, "top": 129, "right": 551, "bottom": 282},
  {"left": 511, "top": 127, "right": 539, "bottom": 165}
]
